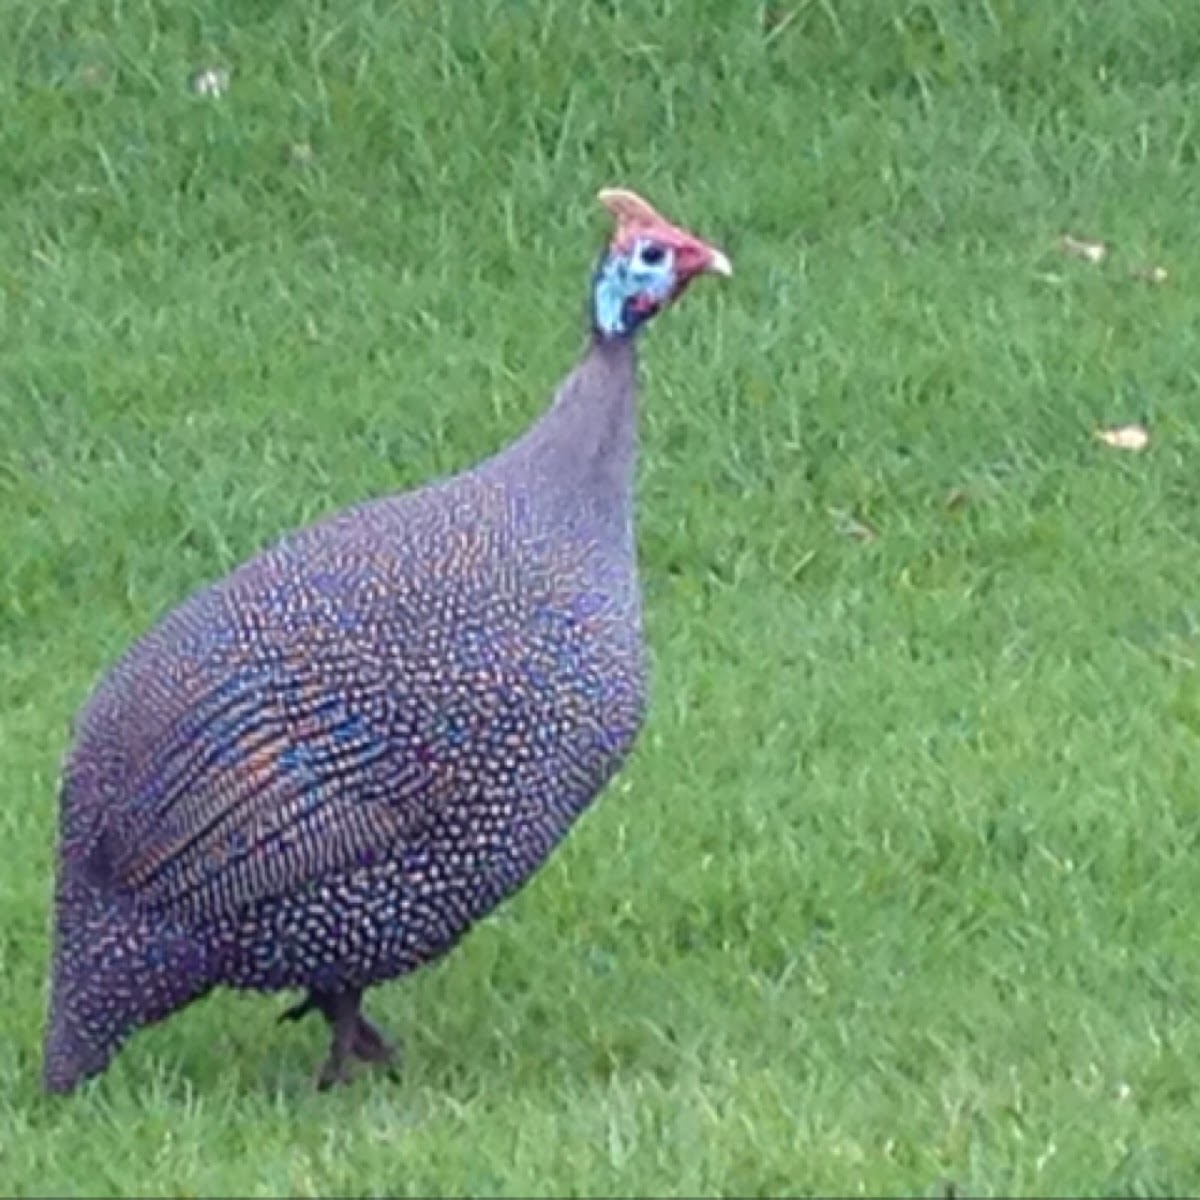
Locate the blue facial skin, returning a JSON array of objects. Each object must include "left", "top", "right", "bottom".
[{"left": 591, "top": 237, "right": 677, "bottom": 339}]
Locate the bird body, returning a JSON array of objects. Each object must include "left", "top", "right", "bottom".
[{"left": 43, "top": 189, "right": 731, "bottom": 1093}]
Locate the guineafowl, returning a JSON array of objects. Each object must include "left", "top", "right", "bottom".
[{"left": 43, "top": 187, "right": 732, "bottom": 1093}]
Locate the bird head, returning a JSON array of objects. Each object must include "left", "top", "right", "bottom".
[{"left": 591, "top": 187, "right": 732, "bottom": 340}]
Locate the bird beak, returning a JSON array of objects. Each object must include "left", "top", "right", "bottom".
[
  {"left": 705, "top": 247, "right": 733, "bottom": 278},
  {"left": 676, "top": 238, "right": 732, "bottom": 287}
]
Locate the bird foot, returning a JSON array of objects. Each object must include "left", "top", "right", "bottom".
[
  {"left": 278, "top": 995, "right": 319, "bottom": 1024},
  {"left": 315, "top": 1017, "right": 401, "bottom": 1090},
  {"left": 315, "top": 1049, "right": 353, "bottom": 1091},
  {"left": 351, "top": 1015, "right": 401, "bottom": 1067},
  {"left": 281, "top": 989, "right": 401, "bottom": 1090}
]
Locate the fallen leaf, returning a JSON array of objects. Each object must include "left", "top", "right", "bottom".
[
  {"left": 828, "top": 507, "right": 878, "bottom": 542},
  {"left": 76, "top": 63, "right": 110, "bottom": 90},
  {"left": 1131, "top": 265, "right": 1169, "bottom": 285},
  {"left": 288, "top": 141, "right": 315, "bottom": 169},
  {"left": 944, "top": 487, "right": 970, "bottom": 512},
  {"left": 762, "top": 6, "right": 797, "bottom": 39},
  {"left": 190, "top": 66, "right": 231, "bottom": 97},
  {"left": 1096, "top": 423, "right": 1150, "bottom": 451},
  {"left": 1060, "top": 233, "right": 1108, "bottom": 264}
]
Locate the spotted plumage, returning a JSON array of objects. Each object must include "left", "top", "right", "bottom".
[{"left": 43, "top": 188, "right": 732, "bottom": 1093}]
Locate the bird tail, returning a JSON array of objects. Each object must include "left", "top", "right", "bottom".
[{"left": 42, "top": 853, "right": 213, "bottom": 1095}]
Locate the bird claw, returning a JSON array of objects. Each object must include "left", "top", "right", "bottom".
[
  {"left": 315, "top": 1052, "right": 353, "bottom": 1091},
  {"left": 278, "top": 995, "right": 318, "bottom": 1024},
  {"left": 351, "top": 1017, "right": 400, "bottom": 1067}
]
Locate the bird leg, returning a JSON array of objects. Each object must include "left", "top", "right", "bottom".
[
  {"left": 315, "top": 993, "right": 362, "bottom": 1090},
  {"left": 278, "top": 988, "right": 400, "bottom": 1088}
]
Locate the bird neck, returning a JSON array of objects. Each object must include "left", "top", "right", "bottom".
[{"left": 504, "top": 332, "right": 639, "bottom": 536}]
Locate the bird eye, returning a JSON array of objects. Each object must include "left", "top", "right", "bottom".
[{"left": 639, "top": 243, "right": 665, "bottom": 266}]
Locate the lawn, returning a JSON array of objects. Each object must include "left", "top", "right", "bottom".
[{"left": 3, "top": 0, "right": 1200, "bottom": 1194}]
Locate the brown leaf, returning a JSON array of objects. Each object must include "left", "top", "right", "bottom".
[{"left": 829, "top": 508, "right": 878, "bottom": 542}]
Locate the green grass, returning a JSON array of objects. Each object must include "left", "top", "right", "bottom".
[{"left": 3, "top": 0, "right": 1200, "bottom": 1193}]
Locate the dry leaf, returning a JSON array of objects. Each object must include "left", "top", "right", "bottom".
[
  {"left": 1131, "top": 265, "right": 1169, "bottom": 285},
  {"left": 190, "top": 66, "right": 231, "bottom": 97},
  {"left": 944, "top": 487, "right": 970, "bottom": 512},
  {"left": 762, "top": 6, "right": 797, "bottom": 39},
  {"left": 288, "top": 141, "right": 315, "bottom": 169},
  {"left": 1096, "top": 423, "right": 1150, "bottom": 451},
  {"left": 1060, "top": 234, "right": 1108, "bottom": 264},
  {"left": 76, "top": 63, "right": 110, "bottom": 90},
  {"left": 829, "top": 508, "right": 878, "bottom": 542}
]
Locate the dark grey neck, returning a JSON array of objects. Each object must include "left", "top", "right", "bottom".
[{"left": 493, "top": 333, "right": 639, "bottom": 542}]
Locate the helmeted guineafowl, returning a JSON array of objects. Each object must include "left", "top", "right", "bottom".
[{"left": 43, "top": 187, "right": 732, "bottom": 1093}]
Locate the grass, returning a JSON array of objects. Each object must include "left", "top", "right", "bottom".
[{"left": 3, "top": 0, "right": 1200, "bottom": 1193}]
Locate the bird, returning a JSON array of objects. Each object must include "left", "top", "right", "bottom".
[{"left": 42, "top": 186, "right": 732, "bottom": 1094}]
